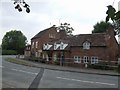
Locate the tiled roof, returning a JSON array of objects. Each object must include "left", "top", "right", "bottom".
[
  {"left": 31, "top": 26, "right": 56, "bottom": 40},
  {"left": 69, "top": 33, "right": 107, "bottom": 46},
  {"left": 43, "top": 33, "right": 107, "bottom": 50}
]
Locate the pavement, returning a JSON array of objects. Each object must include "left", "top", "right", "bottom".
[{"left": 13, "top": 58, "right": 120, "bottom": 76}]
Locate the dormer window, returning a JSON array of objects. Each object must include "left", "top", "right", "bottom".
[
  {"left": 83, "top": 41, "right": 90, "bottom": 49},
  {"left": 43, "top": 44, "right": 45, "bottom": 50},
  {"left": 43, "top": 44, "right": 48, "bottom": 50}
]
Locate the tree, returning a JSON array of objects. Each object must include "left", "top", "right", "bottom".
[
  {"left": 106, "top": 5, "right": 120, "bottom": 35},
  {"left": 13, "top": 0, "right": 30, "bottom": 13},
  {"left": 57, "top": 23, "right": 74, "bottom": 36},
  {"left": 2, "top": 30, "right": 27, "bottom": 54},
  {"left": 92, "top": 21, "right": 112, "bottom": 33}
]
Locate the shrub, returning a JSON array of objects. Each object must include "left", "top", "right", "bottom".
[
  {"left": 40, "top": 59, "right": 45, "bottom": 63},
  {"left": 28, "top": 57, "right": 39, "bottom": 62},
  {"left": 2, "top": 50, "right": 17, "bottom": 55},
  {"left": 88, "top": 63, "right": 114, "bottom": 70},
  {"left": 114, "top": 65, "right": 120, "bottom": 73},
  {"left": 54, "top": 60, "right": 60, "bottom": 65}
]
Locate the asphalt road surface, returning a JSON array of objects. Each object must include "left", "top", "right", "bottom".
[{"left": 1, "top": 55, "right": 119, "bottom": 89}]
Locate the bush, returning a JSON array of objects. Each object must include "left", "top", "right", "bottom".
[
  {"left": 40, "top": 59, "right": 45, "bottom": 63},
  {"left": 88, "top": 63, "right": 114, "bottom": 70},
  {"left": 28, "top": 57, "right": 39, "bottom": 62},
  {"left": 54, "top": 60, "right": 60, "bottom": 65},
  {"left": 114, "top": 65, "right": 120, "bottom": 73},
  {"left": 2, "top": 50, "right": 17, "bottom": 55}
]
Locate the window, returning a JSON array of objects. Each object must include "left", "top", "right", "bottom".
[
  {"left": 83, "top": 41, "right": 90, "bottom": 49},
  {"left": 54, "top": 43, "right": 57, "bottom": 50},
  {"left": 43, "top": 44, "right": 46, "bottom": 50},
  {"left": 42, "top": 54, "right": 45, "bottom": 59},
  {"left": 49, "top": 34, "right": 55, "bottom": 38},
  {"left": 32, "top": 42, "right": 34, "bottom": 48},
  {"left": 35, "top": 52, "right": 38, "bottom": 57},
  {"left": 43, "top": 44, "right": 48, "bottom": 50},
  {"left": 53, "top": 53, "right": 57, "bottom": 61},
  {"left": 83, "top": 56, "right": 89, "bottom": 63},
  {"left": 46, "top": 54, "right": 49, "bottom": 61},
  {"left": 91, "top": 56, "right": 98, "bottom": 64},
  {"left": 74, "top": 56, "right": 81, "bottom": 63},
  {"left": 60, "top": 42, "right": 64, "bottom": 50},
  {"left": 36, "top": 41, "right": 38, "bottom": 48}
]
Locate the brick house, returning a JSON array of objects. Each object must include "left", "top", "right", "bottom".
[
  {"left": 118, "top": 34, "right": 120, "bottom": 44},
  {"left": 42, "top": 26, "right": 119, "bottom": 67},
  {"left": 25, "top": 25, "right": 119, "bottom": 67},
  {"left": 24, "top": 45, "right": 31, "bottom": 57},
  {"left": 30, "top": 25, "right": 67, "bottom": 58}
]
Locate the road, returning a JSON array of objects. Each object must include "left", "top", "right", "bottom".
[{"left": 1, "top": 55, "right": 119, "bottom": 89}]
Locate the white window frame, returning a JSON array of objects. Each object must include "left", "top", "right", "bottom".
[
  {"left": 46, "top": 54, "right": 49, "bottom": 61},
  {"left": 36, "top": 41, "right": 38, "bottom": 48},
  {"left": 74, "top": 56, "right": 81, "bottom": 63},
  {"left": 91, "top": 56, "right": 98, "bottom": 64},
  {"left": 83, "top": 41, "right": 90, "bottom": 49},
  {"left": 53, "top": 53, "right": 57, "bottom": 61},
  {"left": 32, "top": 42, "right": 34, "bottom": 48},
  {"left": 83, "top": 56, "right": 89, "bottom": 63},
  {"left": 43, "top": 44, "right": 47, "bottom": 50},
  {"left": 49, "top": 34, "right": 55, "bottom": 38},
  {"left": 60, "top": 42, "right": 64, "bottom": 50},
  {"left": 43, "top": 54, "right": 45, "bottom": 59},
  {"left": 35, "top": 52, "right": 38, "bottom": 57},
  {"left": 54, "top": 43, "right": 57, "bottom": 50}
]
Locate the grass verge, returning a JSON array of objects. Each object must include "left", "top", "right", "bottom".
[{"left": 4, "top": 58, "right": 31, "bottom": 66}]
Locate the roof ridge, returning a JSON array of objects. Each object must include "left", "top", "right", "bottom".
[
  {"left": 74, "top": 33, "right": 106, "bottom": 36},
  {"left": 31, "top": 26, "right": 56, "bottom": 40}
]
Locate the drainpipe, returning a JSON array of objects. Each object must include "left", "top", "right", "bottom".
[{"left": 60, "top": 51, "right": 64, "bottom": 66}]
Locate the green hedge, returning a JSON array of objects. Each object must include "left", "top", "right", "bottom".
[
  {"left": 2, "top": 50, "right": 17, "bottom": 55},
  {"left": 116, "top": 65, "right": 120, "bottom": 73},
  {"left": 88, "top": 64, "right": 114, "bottom": 70}
]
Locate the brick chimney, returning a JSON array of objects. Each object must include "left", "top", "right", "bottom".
[{"left": 106, "top": 25, "right": 116, "bottom": 37}]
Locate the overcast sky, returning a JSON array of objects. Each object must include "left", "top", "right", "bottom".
[{"left": 0, "top": 0, "right": 119, "bottom": 44}]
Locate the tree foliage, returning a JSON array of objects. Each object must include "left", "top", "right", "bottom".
[
  {"left": 106, "top": 5, "right": 120, "bottom": 34},
  {"left": 57, "top": 23, "right": 74, "bottom": 35},
  {"left": 13, "top": 0, "right": 30, "bottom": 13},
  {"left": 2, "top": 30, "right": 27, "bottom": 54},
  {"left": 92, "top": 21, "right": 112, "bottom": 33}
]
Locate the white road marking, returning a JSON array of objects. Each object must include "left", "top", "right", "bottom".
[
  {"left": 56, "top": 77, "right": 116, "bottom": 86},
  {"left": 11, "top": 68, "right": 38, "bottom": 75}
]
